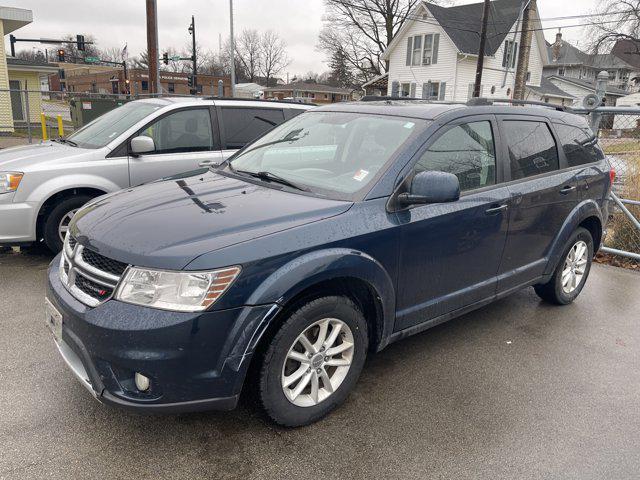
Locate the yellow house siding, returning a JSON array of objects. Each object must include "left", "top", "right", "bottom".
[
  {"left": 0, "top": 20, "right": 14, "bottom": 132},
  {"left": 7, "top": 71, "right": 43, "bottom": 122}
]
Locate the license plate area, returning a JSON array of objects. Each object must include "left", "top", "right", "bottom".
[{"left": 45, "top": 297, "right": 63, "bottom": 342}]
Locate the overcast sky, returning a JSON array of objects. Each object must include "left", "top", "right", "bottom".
[{"left": 4, "top": 0, "right": 601, "bottom": 77}]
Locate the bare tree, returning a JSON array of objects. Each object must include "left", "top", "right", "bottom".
[
  {"left": 259, "top": 31, "right": 290, "bottom": 87},
  {"left": 180, "top": 42, "right": 213, "bottom": 74},
  {"left": 318, "top": 0, "right": 422, "bottom": 82},
  {"left": 99, "top": 46, "right": 125, "bottom": 63},
  {"left": 235, "top": 29, "right": 262, "bottom": 82},
  {"left": 15, "top": 49, "right": 47, "bottom": 63},
  {"left": 589, "top": 0, "right": 640, "bottom": 52},
  {"left": 60, "top": 33, "right": 100, "bottom": 59}
]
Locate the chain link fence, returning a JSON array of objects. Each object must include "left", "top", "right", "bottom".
[{"left": 594, "top": 110, "right": 640, "bottom": 264}]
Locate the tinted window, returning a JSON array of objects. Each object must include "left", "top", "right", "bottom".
[
  {"left": 415, "top": 121, "right": 496, "bottom": 191},
  {"left": 138, "top": 108, "right": 213, "bottom": 154},
  {"left": 221, "top": 107, "right": 285, "bottom": 149},
  {"left": 503, "top": 121, "right": 559, "bottom": 180},
  {"left": 554, "top": 123, "right": 604, "bottom": 166}
]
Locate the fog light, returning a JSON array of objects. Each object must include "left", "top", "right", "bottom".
[{"left": 134, "top": 372, "right": 150, "bottom": 392}]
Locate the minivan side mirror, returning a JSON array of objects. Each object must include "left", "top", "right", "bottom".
[
  {"left": 130, "top": 136, "right": 155, "bottom": 155},
  {"left": 398, "top": 171, "right": 460, "bottom": 207}
]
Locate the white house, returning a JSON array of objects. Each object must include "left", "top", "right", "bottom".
[{"left": 382, "top": 0, "right": 551, "bottom": 102}]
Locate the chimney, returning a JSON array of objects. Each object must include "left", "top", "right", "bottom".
[{"left": 552, "top": 29, "right": 563, "bottom": 63}]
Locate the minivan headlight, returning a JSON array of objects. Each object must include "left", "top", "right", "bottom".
[
  {"left": 115, "top": 266, "right": 241, "bottom": 312},
  {"left": 0, "top": 172, "right": 23, "bottom": 194}
]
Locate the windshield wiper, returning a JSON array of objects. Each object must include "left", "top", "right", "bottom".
[
  {"left": 235, "top": 169, "right": 310, "bottom": 192},
  {"left": 54, "top": 137, "right": 78, "bottom": 147}
]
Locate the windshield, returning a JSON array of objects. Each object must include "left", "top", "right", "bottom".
[
  {"left": 228, "top": 111, "right": 424, "bottom": 198},
  {"left": 67, "top": 101, "right": 163, "bottom": 149}
]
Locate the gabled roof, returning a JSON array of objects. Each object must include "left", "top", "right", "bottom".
[
  {"left": 546, "top": 39, "right": 636, "bottom": 70},
  {"left": 527, "top": 77, "right": 574, "bottom": 99},
  {"left": 611, "top": 39, "right": 640, "bottom": 69},
  {"left": 426, "top": 0, "right": 523, "bottom": 55},
  {"left": 547, "top": 75, "right": 628, "bottom": 96}
]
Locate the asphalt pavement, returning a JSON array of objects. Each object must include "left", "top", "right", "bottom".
[{"left": 1, "top": 248, "right": 639, "bottom": 480}]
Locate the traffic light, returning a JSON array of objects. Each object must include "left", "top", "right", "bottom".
[
  {"left": 162, "top": 52, "right": 169, "bottom": 65},
  {"left": 76, "top": 34, "right": 85, "bottom": 51},
  {"left": 57, "top": 49, "right": 66, "bottom": 62},
  {"left": 187, "top": 75, "right": 194, "bottom": 87}
]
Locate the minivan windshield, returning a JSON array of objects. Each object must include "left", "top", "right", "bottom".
[
  {"left": 67, "top": 101, "right": 162, "bottom": 149},
  {"left": 227, "top": 111, "right": 425, "bottom": 198}
]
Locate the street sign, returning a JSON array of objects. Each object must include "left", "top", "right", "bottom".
[
  {"left": 84, "top": 57, "right": 99, "bottom": 63},
  {"left": 170, "top": 55, "right": 181, "bottom": 61}
]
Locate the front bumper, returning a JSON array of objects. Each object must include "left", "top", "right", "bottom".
[
  {"left": 46, "top": 257, "right": 277, "bottom": 413},
  {"left": 0, "top": 196, "right": 38, "bottom": 243}
]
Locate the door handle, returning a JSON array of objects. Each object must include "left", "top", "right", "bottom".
[
  {"left": 485, "top": 204, "right": 508, "bottom": 215},
  {"left": 559, "top": 185, "right": 576, "bottom": 195}
]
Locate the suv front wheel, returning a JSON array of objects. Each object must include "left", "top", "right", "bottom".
[
  {"left": 534, "top": 227, "right": 594, "bottom": 305},
  {"left": 258, "top": 296, "right": 368, "bottom": 427}
]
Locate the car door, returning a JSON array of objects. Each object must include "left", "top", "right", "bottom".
[
  {"left": 128, "top": 106, "right": 223, "bottom": 186},
  {"left": 496, "top": 116, "right": 580, "bottom": 292},
  {"left": 217, "top": 106, "right": 286, "bottom": 160},
  {"left": 394, "top": 116, "right": 511, "bottom": 331}
]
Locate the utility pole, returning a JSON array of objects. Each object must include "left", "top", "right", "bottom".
[
  {"left": 514, "top": 0, "right": 535, "bottom": 100},
  {"left": 189, "top": 15, "right": 197, "bottom": 94},
  {"left": 146, "top": 0, "right": 160, "bottom": 94},
  {"left": 473, "top": 0, "right": 491, "bottom": 98},
  {"left": 229, "top": 0, "right": 236, "bottom": 97}
]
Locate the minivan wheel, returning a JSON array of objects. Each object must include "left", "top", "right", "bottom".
[
  {"left": 258, "top": 296, "right": 368, "bottom": 427},
  {"left": 43, "top": 195, "right": 92, "bottom": 252},
  {"left": 534, "top": 227, "right": 594, "bottom": 305}
]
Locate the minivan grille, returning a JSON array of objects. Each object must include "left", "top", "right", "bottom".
[{"left": 59, "top": 235, "right": 128, "bottom": 307}]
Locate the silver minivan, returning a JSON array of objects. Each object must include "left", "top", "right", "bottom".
[{"left": 0, "top": 97, "right": 311, "bottom": 251}]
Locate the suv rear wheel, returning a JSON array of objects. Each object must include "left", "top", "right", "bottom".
[
  {"left": 43, "top": 195, "right": 92, "bottom": 252},
  {"left": 534, "top": 227, "right": 594, "bottom": 305},
  {"left": 258, "top": 296, "right": 368, "bottom": 427}
]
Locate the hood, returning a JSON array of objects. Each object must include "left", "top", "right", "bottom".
[
  {"left": 71, "top": 171, "right": 352, "bottom": 270},
  {"left": 0, "top": 142, "right": 94, "bottom": 171}
]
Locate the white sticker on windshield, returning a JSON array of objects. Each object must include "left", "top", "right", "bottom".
[
  {"left": 404, "top": 122, "right": 415, "bottom": 129},
  {"left": 353, "top": 169, "right": 369, "bottom": 181}
]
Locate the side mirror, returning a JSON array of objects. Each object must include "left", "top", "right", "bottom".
[
  {"left": 398, "top": 171, "right": 460, "bottom": 206},
  {"left": 130, "top": 136, "right": 155, "bottom": 155}
]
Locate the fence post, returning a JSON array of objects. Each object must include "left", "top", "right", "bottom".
[
  {"left": 40, "top": 112, "right": 48, "bottom": 141},
  {"left": 23, "top": 85, "right": 32, "bottom": 144},
  {"left": 590, "top": 71, "right": 609, "bottom": 132}
]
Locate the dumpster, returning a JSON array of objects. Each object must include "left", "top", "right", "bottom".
[{"left": 69, "top": 97, "right": 132, "bottom": 129}]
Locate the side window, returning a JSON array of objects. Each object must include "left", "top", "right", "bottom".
[
  {"left": 415, "top": 120, "right": 497, "bottom": 191},
  {"left": 554, "top": 123, "right": 605, "bottom": 167},
  {"left": 503, "top": 120, "right": 559, "bottom": 180},
  {"left": 138, "top": 108, "right": 213, "bottom": 154},
  {"left": 221, "top": 107, "right": 285, "bottom": 149}
]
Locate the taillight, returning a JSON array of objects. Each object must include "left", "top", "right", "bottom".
[{"left": 609, "top": 168, "right": 616, "bottom": 186}]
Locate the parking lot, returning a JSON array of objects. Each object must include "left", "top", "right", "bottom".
[{"left": 1, "top": 249, "right": 639, "bottom": 480}]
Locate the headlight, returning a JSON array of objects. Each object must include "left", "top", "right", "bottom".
[
  {"left": 0, "top": 172, "right": 23, "bottom": 194},
  {"left": 115, "top": 266, "right": 241, "bottom": 312}
]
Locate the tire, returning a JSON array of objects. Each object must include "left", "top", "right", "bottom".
[
  {"left": 43, "top": 195, "right": 92, "bottom": 252},
  {"left": 534, "top": 227, "right": 594, "bottom": 305},
  {"left": 257, "top": 296, "right": 368, "bottom": 427}
]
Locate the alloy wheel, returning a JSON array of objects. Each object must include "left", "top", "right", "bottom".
[
  {"left": 561, "top": 240, "right": 589, "bottom": 294},
  {"left": 281, "top": 318, "right": 354, "bottom": 407},
  {"left": 58, "top": 209, "right": 79, "bottom": 242}
]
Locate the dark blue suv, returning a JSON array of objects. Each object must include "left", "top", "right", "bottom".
[{"left": 46, "top": 101, "right": 613, "bottom": 426}]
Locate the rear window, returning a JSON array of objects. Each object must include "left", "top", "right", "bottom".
[
  {"left": 554, "top": 123, "right": 605, "bottom": 167},
  {"left": 221, "top": 107, "right": 285, "bottom": 149},
  {"left": 503, "top": 120, "right": 559, "bottom": 180}
]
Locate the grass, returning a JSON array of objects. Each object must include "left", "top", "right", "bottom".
[{"left": 602, "top": 141, "right": 640, "bottom": 155}]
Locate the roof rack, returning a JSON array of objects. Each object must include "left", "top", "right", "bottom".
[
  {"left": 466, "top": 97, "right": 568, "bottom": 112},
  {"left": 203, "top": 96, "right": 317, "bottom": 106},
  {"left": 360, "top": 95, "right": 431, "bottom": 102}
]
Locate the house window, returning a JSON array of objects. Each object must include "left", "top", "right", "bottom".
[
  {"left": 406, "top": 34, "right": 440, "bottom": 66},
  {"left": 502, "top": 40, "right": 518, "bottom": 68},
  {"left": 168, "top": 82, "right": 175, "bottom": 93},
  {"left": 558, "top": 67, "right": 565, "bottom": 76},
  {"left": 141, "top": 80, "right": 149, "bottom": 91},
  {"left": 400, "top": 82, "right": 411, "bottom": 97},
  {"left": 468, "top": 83, "right": 484, "bottom": 99},
  {"left": 423, "top": 81, "right": 440, "bottom": 100},
  {"left": 526, "top": 71, "right": 531, "bottom": 82},
  {"left": 196, "top": 84, "right": 203, "bottom": 94}
]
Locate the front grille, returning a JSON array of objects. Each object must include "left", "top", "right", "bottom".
[
  {"left": 60, "top": 235, "right": 128, "bottom": 307},
  {"left": 75, "top": 275, "right": 114, "bottom": 302},
  {"left": 81, "top": 248, "right": 128, "bottom": 276}
]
